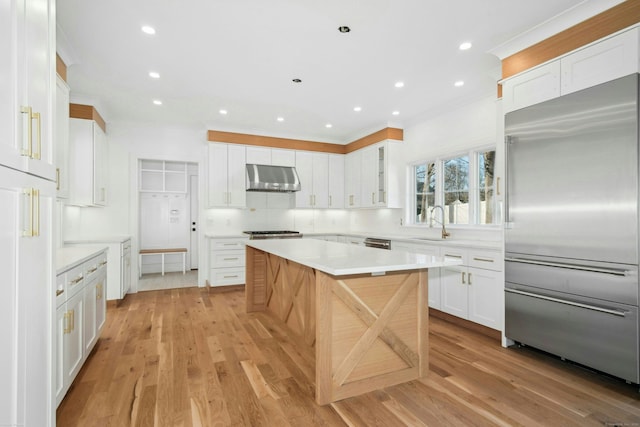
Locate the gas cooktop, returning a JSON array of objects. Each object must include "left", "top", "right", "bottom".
[{"left": 243, "top": 230, "right": 302, "bottom": 239}]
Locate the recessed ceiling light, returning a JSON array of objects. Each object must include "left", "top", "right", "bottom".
[
  {"left": 325, "top": 123, "right": 333, "bottom": 128},
  {"left": 353, "top": 106, "right": 362, "bottom": 112},
  {"left": 459, "top": 42, "right": 472, "bottom": 50},
  {"left": 392, "top": 111, "right": 400, "bottom": 116},
  {"left": 394, "top": 81, "right": 404, "bottom": 88},
  {"left": 141, "top": 25, "right": 156, "bottom": 35},
  {"left": 277, "top": 117, "right": 284, "bottom": 122},
  {"left": 149, "top": 71, "right": 160, "bottom": 79},
  {"left": 292, "top": 78, "right": 302, "bottom": 83},
  {"left": 219, "top": 109, "right": 228, "bottom": 115},
  {"left": 338, "top": 26, "right": 351, "bottom": 33},
  {"left": 153, "top": 100, "right": 162, "bottom": 105},
  {"left": 454, "top": 80, "right": 465, "bottom": 87}
]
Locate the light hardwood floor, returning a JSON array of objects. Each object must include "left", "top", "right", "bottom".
[{"left": 57, "top": 287, "right": 640, "bottom": 426}]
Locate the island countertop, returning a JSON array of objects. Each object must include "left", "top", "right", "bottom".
[{"left": 245, "top": 238, "right": 462, "bottom": 276}]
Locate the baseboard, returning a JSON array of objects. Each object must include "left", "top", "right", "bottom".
[
  {"left": 207, "top": 284, "right": 245, "bottom": 294},
  {"left": 430, "top": 308, "right": 501, "bottom": 342}
]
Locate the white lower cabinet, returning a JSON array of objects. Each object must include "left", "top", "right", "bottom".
[
  {"left": 440, "top": 247, "right": 503, "bottom": 331},
  {"left": 392, "top": 241, "right": 441, "bottom": 310},
  {"left": 208, "top": 237, "right": 247, "bottom": 286},
  {"left": 56, "top": 250, "right": 107, "bottom": 407}
]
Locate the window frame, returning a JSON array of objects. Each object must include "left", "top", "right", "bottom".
[{"left": 408, "top": 144, "right": 498, "bottom": 228}]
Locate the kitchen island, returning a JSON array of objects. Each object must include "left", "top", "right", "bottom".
[{"left": 245, "top": 239, "right": 461, "bottom": 404}]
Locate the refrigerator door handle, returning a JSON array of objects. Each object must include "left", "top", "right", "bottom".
[
  {"left": 505, "top": 288, "right": 628, "bottom": 317},
  {"left": 505, "top": 257, "right": 633, "bottom": 277},
  {"left": 504, "top": 135, "right": 513, "bottom": 228}
]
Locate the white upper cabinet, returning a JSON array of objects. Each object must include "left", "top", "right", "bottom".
[
  {"left": 68, "top": 118, "right": 108, "bottom": 207},
  {"left": 245, "top": 146, "right": 271, "bottom": 165},
  {"left": 502, "top": 62, "right": 561, "bottom": 114},
  {"left": 503, "top": 26, "right": 640, "bottom": 114},
  {"left": 344, "top": 150, "right": 361, "bottom": 208},
  {"left": 358, "top": 141, "right": 402, "bottom": 209},
  {"left": 55, "top": 76, "right": 70, "bottom": 199},
  {"left": 271, "top": 148, "right": 295, "bottom": 166},
  {"left": 327, "top": 154, "right": 344, "bottom": 209},
  {"left": 295, "top": 151, "right": 329, "bottom": 208},
  {"left": 207, "top": 143, "right": 246, "bottom": 208},
  {"left": 0, "top": 0, "right": 55, "bottom": 181},
  {"left": 561, "top": 27, "right": 639, "bottom": 96}
]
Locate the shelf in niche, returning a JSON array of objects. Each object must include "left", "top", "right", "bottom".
[{"left": 139, "top": 160, "right": 188, "bottom": 193}]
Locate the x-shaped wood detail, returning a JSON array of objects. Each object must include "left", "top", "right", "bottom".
[{"left": 331, "top": 274, "right": 419, "bottom": 386}]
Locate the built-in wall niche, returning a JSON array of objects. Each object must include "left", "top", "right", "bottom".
[{"left": 139, "top": 159, "right": 188, "bottom": 193}]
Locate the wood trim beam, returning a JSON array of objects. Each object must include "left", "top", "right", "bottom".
[
  {"left": 208, "top": 130, "right": 346, "bottom": 154},
  {"left": 56, "top": 54, "right": 67, "bottom": 82},
  {"left": 344, "top": 127, "right": 403, "bottom": 153},
  {"left": 502, "top": 1, "right": 640, "bottom": 79},
  {"left": 69, "top": 103, "right": 107, "bottom": 133},
  {"left": 207, "top": 127, "right": 404, "bottom": 154}
]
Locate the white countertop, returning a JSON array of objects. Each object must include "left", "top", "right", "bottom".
[
  {"left": 305, "top": 232, "right": 502, "bottom": 250},
  {"left": 56, "top": 246, "right": 109, "bottom": 274},
  {"left": 246, "top": 239, "right": 462, "bottom": 276}
]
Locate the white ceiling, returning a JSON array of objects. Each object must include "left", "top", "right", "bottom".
[{"left": 56, "top": 0, "right": 621, "bottom": 144}]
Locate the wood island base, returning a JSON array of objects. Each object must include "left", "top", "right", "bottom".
[{"left": 245, "top": 246, "right": 429, "bottom": 405}]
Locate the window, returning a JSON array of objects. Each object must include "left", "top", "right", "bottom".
[
  {"left": 415, "top": 162, "right": 435, "bottom": 224},
  {"left": 411, "top": 148, "right": 496, "bottom": 226}
]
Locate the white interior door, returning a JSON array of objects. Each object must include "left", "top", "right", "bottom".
[{"left": 190, "top": 174, "right": 198, "bottom": 269}]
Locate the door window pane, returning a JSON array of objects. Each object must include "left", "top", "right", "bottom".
[{"left": 443, "top": 156, "right": 469, "bottom": 224}]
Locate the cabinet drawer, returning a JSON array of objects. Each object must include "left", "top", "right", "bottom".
[
  {"left": 441, "top": 248, "right": 468, "bottom": 264},
  {"left": 210, "top": 250, "right": 245, "bottom": 268},
  {"left": 209, "top": 268, "right": 245, "bottom": 286},
  {"left": 468, "top": 249, "right": 502, "bottom": 271},
  {"left": 211, "top": 239, "right": 247, "bottom": 250},
  {"left": 56, "top": 273, "right": 66, "bottom": 308},
  {"left": 66, "top": 264, "right": 85, "bottom": 298}
]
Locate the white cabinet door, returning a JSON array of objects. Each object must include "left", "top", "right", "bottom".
[
  {"left": 95, "top": 272, "right": 106, "bottom": 334},
  {"left": 227, "top": 145, "right": 246, "bottom": 207},
  {"left": 246, "top": 146, "right": 271, "bottom": 164},
  {"left": 440, "top": 265, "right": 468, "bottom": 318},
  {"left": 55, "top": 76, "right": 70, "bottom": 198},
  {"left": 502, "top": 61, "right": 561, "bottom": 113},
  {"left": 64, "top": 290, "right": 84, "bottom": 388},
  {"left": 344, "top": 150, "right": 361, "bottom": 208},
  {"left": 360, "top": 144, "right": 376, "bottom": 207},
  {"left": 55, "top": 304, "right": 66, "bottom": 406},
  {"left": 207, "top": 143, "right": 229, "bottom": 206},
  {"left": 328, "top": 154, "right": 344, "bottom": 208},
  {"left": 312, "top": 152, "right": 329, "bottom": 208},
  {"left": 561, "top": 28, "right": 639, "bottom": 96},
  {"left": 467, "top": 267, "right": 502, "bottom": 330},
  {"left": 93, "top": 124, "right": 108, "bottom": 206},
  {"left": 83, "top": 278, "right": 97, "bottom": 354},
  {"left": 392, "top": 241, "right": 441, "bottom": 309},
  {"left": 207, "top": 143, "right": 246, "bottom": 207},
  {"left": 271, "top": 148, "right": 295, "bottom": 166},
  {"left": 69, "top": 118, "right": 108, "bottom": 206},
  {"left": 295, "top": 151, "right": 314, "bottom": 208}
]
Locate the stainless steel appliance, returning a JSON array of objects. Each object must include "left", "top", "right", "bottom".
[
  {"left": 504, "top": 73, "right": 640, "bottom": 384},
  {"left": 364, "top": 237, "right": 391, "bottom": 250},
  {"left": 243, "top": 230, "right": 303, "bottom": 240},
  {"left": 245, "top": 164, "right": 301, "bottom": 192}
]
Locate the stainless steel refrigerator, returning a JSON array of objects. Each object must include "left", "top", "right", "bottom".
[{"left": 504, "top": 73, "right": 640, "bottom": 384}]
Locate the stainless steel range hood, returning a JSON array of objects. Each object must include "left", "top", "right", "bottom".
[{"left": 245, "top": 163, "right": 301, "bottom": 192}]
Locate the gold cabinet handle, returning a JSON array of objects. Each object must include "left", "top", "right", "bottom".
[
  {"left": 223, "top": 257, "right": 239, "bottom": 261},
  {"left": 69, "top": 275, "right": 83, "bottom": 285},
  {"left": 497, "top": 177, "right": 501, "bottom": 196},
  {"left": 22, "top": 188, "right": 39, "bottom": 237},
  {"left": 223, "top": 275, "right": 238, "bottom": 278},
  {"left": 87, "top": 266, "right": 98, "bottom": 274},
  {"left": 461, "top": 271, "right": 466, "bottom": 284},
  {"left": 468, "top": 272, "right": 472, "bottom": 285},
  {"left": 444, "top": 253, "right": 463, "bottom": 259},
  {"left": 473, "top": 257, "right": 494, "bottom": 263},
  {"left": 33, "top": 111, "right": 41, "bottom": 160},
  {"left": 56, "top": 168, "right": 60, "bottom": 190},
  {"left": 56, "top": 289, "right": 64, "bottom": 297},
  {"left": 20, "top": 106, "right": 32, "bottom": 157}
]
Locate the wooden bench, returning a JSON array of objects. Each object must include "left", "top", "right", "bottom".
[{"left": 139, "top": 248, "right": 187, "bottom": 278}]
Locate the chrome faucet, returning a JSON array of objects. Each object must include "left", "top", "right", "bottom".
[{"left": 430, "top": 205, "right": 450, "bottom": 239}]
